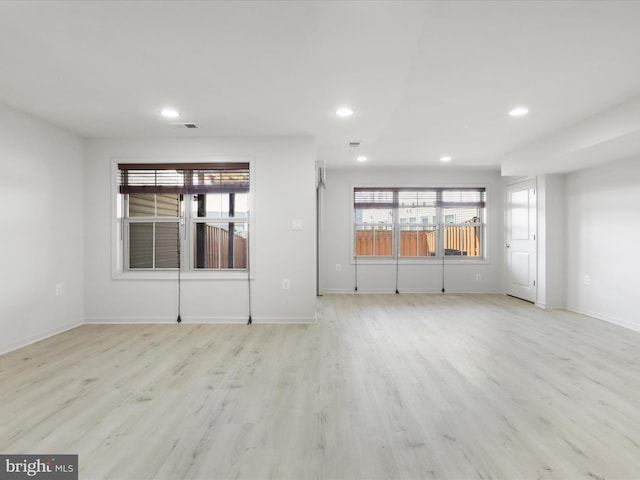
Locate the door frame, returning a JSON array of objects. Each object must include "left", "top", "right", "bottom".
[{"left": 504, "top": 178, "right": 537, "bottom": 302}]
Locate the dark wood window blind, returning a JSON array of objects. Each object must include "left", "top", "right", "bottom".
[{"left": 118, "top": 163, "right": 250, "bottom": 195}]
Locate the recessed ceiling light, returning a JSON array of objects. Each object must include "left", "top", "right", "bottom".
[
  {"left": 161, "top": 108, "right": 180, "bottom": 118},
  {"left": 509, "top": 106, "right": 529, "bottom": 117},
  {"left": 336, "top": 107, "right": 354, "bottom": 117},
  {"left": 440, "top": 156, "right": 452, "bottom": 163},
  {"left": 356, "top": 155, "right": 368, "bottom": 162}
]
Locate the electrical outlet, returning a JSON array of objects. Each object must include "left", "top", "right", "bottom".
[
  {"left": 336, "top": 264, "right": 342, "bottom": 272},
  {"left": 282, "top": 279, "right": 290, "bottom": 290},
  {"left": 584, "top": 275, "right": 591, "bottom": 285},
  {"left": 55, "top": 284, "right": 63, "bottom": 296},
  {"left": 475, "top": 274, "right": 481, "bottom": 281}
]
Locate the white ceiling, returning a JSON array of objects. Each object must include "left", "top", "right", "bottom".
[{"left": 2, "top": 0, "right": 640, "bottom": 171}]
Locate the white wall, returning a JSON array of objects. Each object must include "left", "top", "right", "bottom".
[
  {"left": 0, "top": 103, "right": 84, "bottom": 353},
  {"left": 501, "top": 96, "right": 640, "bottom": 177},
  {"left": 84, "top": 137, "right": 316, "bottom": 323},
  {"left": 535, "top": 174, "right": 566, "bottom": 309},
  {"left": 321, "top": 166, "right": 504, "bottom": 293},
  {"left": 565, "top": 156, "right": 640, "bottom": 332}
]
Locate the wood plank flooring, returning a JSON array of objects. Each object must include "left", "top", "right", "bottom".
[{"left": 2, "top": 294, "right": 640, "bottom": 479}]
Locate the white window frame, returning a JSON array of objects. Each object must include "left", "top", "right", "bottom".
[
  {"left": 187, "top": 209, "right": 249, "bottom": 271},
  {"left": 112, "top": 159, "right": 254, "bottom": 280},
  {"left": 351, "top": 184, "right": 489, "bottom": 265}
]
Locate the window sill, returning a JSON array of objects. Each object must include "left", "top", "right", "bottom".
[
  {"left": 112, "top": 270, "right": 252, "bottom": 281},
  {"left": 351, "top": 257, "right": 489, "bottom": 266}
]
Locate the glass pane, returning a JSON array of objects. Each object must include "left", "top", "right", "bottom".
[
  {"left": 190, "top": 194, "right": 228, "bottom": 218},
  {"left": 400, "top": 226, "right": 437, "bottom": 257},
  {"left": 129, "top": 223, "right": 153, "bottom": 268},
  {"left": 231, "top": 223, "right": 248, "bottom": 268},
  {"left": 420, "top": 215, "right": 436, "bottom": 225},
  {"left": 355, "top": 208, "right": 392, "bottom": 225},
  {"left": 442, "top": 207, "right": 480, "bottom": 224},
  {"left": 444, "top": 224, "right": 481, "bottom": 257},
  {"left": 155, "top": 223, "right": 179, "bottom": 268},
  {"left": 194, "top": 222, "right": 248, "bottom": 269},
  {"left": 399, "top": 202, "right": 435, "bottom": 226},
  {"left": 193, "top": 221, "right": 215, "bottom": 268},
  {"left": 128, "top": 193, "right": 155, "bottom": 217},
  {"left": 156, "top": 194, "right": 181, "bottom": 217},
  {"left": 443, "top": 207, "right": 481, "bottom": 257},
  {"left": 231, "top": 193, "right": 249, "bottom": 218},
  {"left": 355, "top": 224, "right": 393, "bottom": 256}
]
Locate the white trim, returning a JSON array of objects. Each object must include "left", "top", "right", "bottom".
[
  {"left": 85, "top": 316, "right": 248, "bottom": 324},
  {"left": 503, "top": 178, "right": 537, "bottom": 301},
  {"left": 0, "top": 322, "right": 82, "bottom": 355},
  {"left": 350, "top": 182, "right": 491, "bottom": 263},
  {"left": 111, "top": 157, "right": 255, "bottom": 280},
  {"left": 111, "top": 271, "right": 254, "bottom": 281},
  {"left": 250, "top": 316, "right": 318, "bottom": 324},
  {"left": 350, "top": 257, "right": 491, "bottom": 266},
  {"left": 566, "top": 308, "right": 640, "bottom": 334},
  {"left": 85, "top": 315, "right": 317, "bottom": 324},
  {"left": 535, "top": 301, "right": 564, "bottom": 310},
  {"left": 322, "top": 288, "right": 504, "bottom": 294}
]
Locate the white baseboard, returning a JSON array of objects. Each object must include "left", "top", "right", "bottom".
[
  {"left": 84, "top": 315, "right": 317, "bottom": 324},
  {"left": 250, "top": 316, "right": 317, "bottom": 324},
  {"left": 566, "top": 307, "right": 640, "bottom": 334},
  {"left": 321, "top": 289, "right": 504, "bottom": 295},
  {"left": 0, "top": 322, "right": 83, "bottom": 355}
]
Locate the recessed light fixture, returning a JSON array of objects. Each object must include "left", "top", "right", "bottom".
[
  {"left": 509, "top": 106, "right": 529, "bottom": 117},
  {"left": 336, "top": 107, "right": 354, "bottom": 117},
  {"left": 440, "top": 155, "right": 452, "bottom": 163},
  {"left": 356, "top": 155, "right": 368, "bottom": 162},
  {"left": 161, "top": 108, "right": 180, "bottom": 118}
]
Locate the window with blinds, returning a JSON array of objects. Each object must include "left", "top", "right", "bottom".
[
  {"left": 118, "top": 163, "right": 250, "bottom": 194},
  {"left": 353, "top": 187, "right": 486, "bottom": 258},
  {"left": 118, "top": 163, "right": 250, "bottom": 271}
]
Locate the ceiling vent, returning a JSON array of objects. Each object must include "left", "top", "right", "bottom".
[
  {"left": 347, "top": 141, "right": 360, "bottom": 148},
  {"left": 170, "top": 123, "right": 198, "bottom": 129}
]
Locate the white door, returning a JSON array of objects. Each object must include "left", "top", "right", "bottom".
[{"left": 505, "top": 180, "right": 536, "bottom": 302}]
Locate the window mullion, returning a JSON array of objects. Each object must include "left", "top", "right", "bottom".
[
  {"left": 123, "top": 218, "right": 129, "bottom": 271},
  {"left": 184, "top": 199, "right": 191, "bottom": 272},
  {"left": 122, "top": 195, "right": 128, "bottom": 271},
  {"left": 219, "top": 219, "right": 223, "bottom": 269},
  {"left": 436, "top": 190, "right": 443, "bottom": 258},
  {"left": 393, "top": 190, "right": 399, "bottom": 259},
  {"left": 152, "top": 223, "right": 156, "bottom": 269},
  {"left": 153, "top": 193, "right": 157, "bottom": 270}
]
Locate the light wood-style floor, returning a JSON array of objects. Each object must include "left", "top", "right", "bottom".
[{"left": 2, "top": 294, "right": 640, "bottom": 479}]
